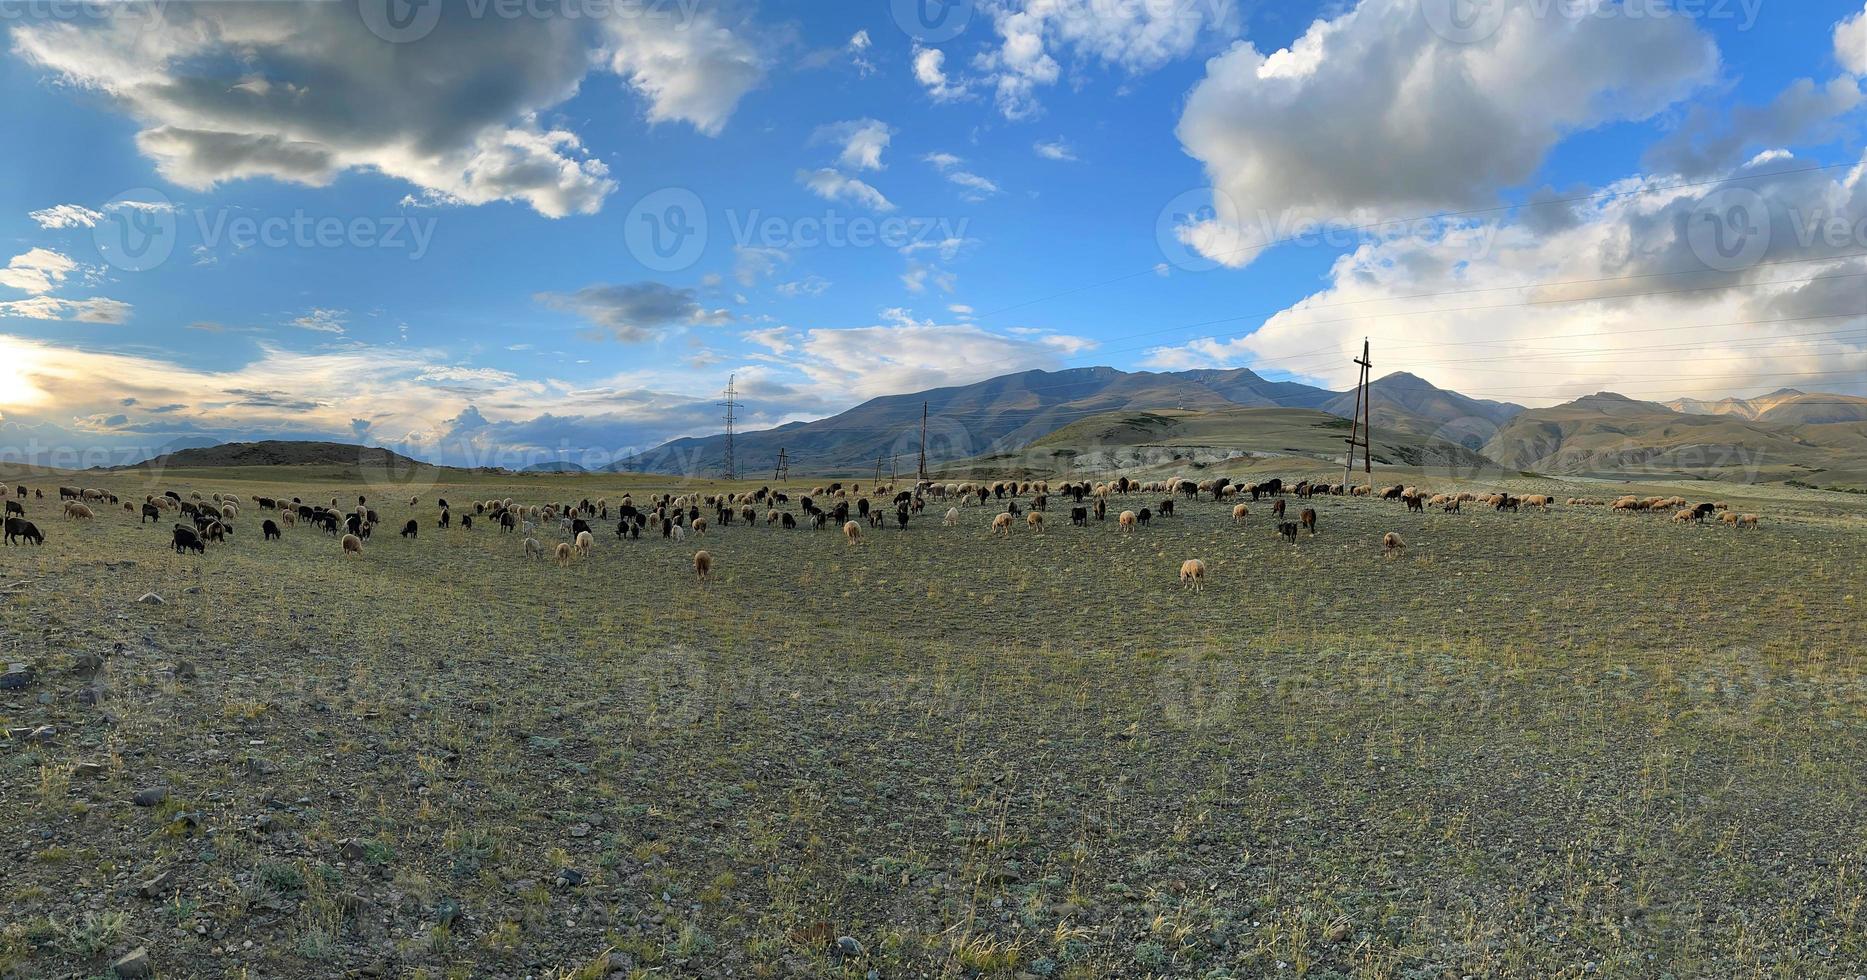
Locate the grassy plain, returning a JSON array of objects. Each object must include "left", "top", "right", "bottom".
[{"left": 2, "top": 461, "right": 1865, "bottom": 978}]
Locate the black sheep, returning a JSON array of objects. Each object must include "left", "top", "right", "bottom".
[
  {"left": 1070, "top": 506, "right": 1088, "bottom": 526},
  {"left": 140, "top": 503, "right": 162, "bottom": 523},
  {"left": 172, "top": 524, "right": 204, "bottom": 554},
  {"left": 781, "top": 512, "right": 796, "bottom": 529},
  {"left": 5, "top": 500, "right": 22, "bottom": 518},
  {"left": 1137, "top": 507, "right": 1151, "bottom": 526},
  {"left": 263, "top": 520, "right": 282, "bottom": 541},
  {"left": 1277, "top": 521, "right": 1299, "bottom": 543},
  {"left": 5, "top": 517, "right": 44, "bottom": 546},
  {"left": 401, "top": 519, "right": 419, "bottom": 538}
]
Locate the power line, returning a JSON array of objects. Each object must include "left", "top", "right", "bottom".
[{"left": 717, "top": 373, "right": 739, "bottom": 481}]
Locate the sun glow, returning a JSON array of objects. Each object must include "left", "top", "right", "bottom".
[{"left": 0, "top": 339, "right": 49, "bottom": 409}]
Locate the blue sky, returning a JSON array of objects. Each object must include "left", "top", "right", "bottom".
[{"left": 1, "top": 0, "right": 1863, "bottom": 468}]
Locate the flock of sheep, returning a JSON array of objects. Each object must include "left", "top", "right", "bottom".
[{"left": 0, "top": 473, "right": 1762, "bottom": 593}]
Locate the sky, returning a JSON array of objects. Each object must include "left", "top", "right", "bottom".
[{"left": 0, "top": 0, "right": 1863, "bottom": 470}]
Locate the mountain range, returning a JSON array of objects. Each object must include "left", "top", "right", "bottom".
[
  {"left": 613, "top": 368, "right": 1867, "bottom": 487},
  {"left": 615, "top": 367, "right": 1527, "bottom": 476}
]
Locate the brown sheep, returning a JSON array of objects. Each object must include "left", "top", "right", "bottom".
[
  {"left": 1231, "top": 503, "right": 1249, "bottom": 522},
  {"left": 692, "top": 516, "right": 708, "bottom": 535},
  {"left": 554, "top": 542, "right": 574, "bottom": 566},
  {"left": 1720, "top": 511, "right": 1739, "bottom": 526},
  {"left": 1739, "top": 513, "right": 1759, "bottom": 527},
  {"left": 843, "top": 520, "right": 863, "bottom": 544},
  {"left": 575, "top": 530, "right": 594, "bottom": 556},
  {"left": 1382, "top": 531, "right": 1404, "bottom": 557},
  {"left": 1119, "top": 510, "right": 1137, "bottom": 531},
  {"left": 64, "top": 502, "right": 95, "bottom": 520},
  {"left": 342, "top": 533, "right": 364, "bottom": 556},
  {"left": 1179, "top": 558, "right": 1207, "bottom": 593},
  {"left": 992, "top": 512, "right": 1013, "bottom": 536},
  {"left": 1671, "top": 508, "right": 1694, "bottom": 523},
  {"left": 693, "top": 549, "right": 712, "bottom": 582},
  {"left": 1026, "top": 511, "right": 1044, "bottom": 532}
]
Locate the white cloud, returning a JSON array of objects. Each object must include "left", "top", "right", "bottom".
[
  {"left": 0, "top": 248, "right": 79, "bottom": 295},
  {"left": 1839, "top": 3, "right": 1867, "bottom": 76},
  {"left": 11, "top": 4, "right": 762, "bottom": 217},
  {"left": 741, "top": 326, "right": 795, "bottom": 353},
  {"left": 289, "top": 308, "right": 348, "bottom": 334},
  {"left": 946, "top": 170, "right": 1000, "bottom": 199},
  {"left": 733, "top": 245, "right": 789, "bottom": 286},
  {"left": 813, "top": 118, "right": 893, "bottom": 171},
  {"left": 796, "top": 168, "right": 895, "bottom": 211},
  {"left": 1174, "top": 0, "right": 1717, "bottom": 266},
  {"left": 1033, "top": 138, "right": 1076, "bottom": 161},
  {"left": 795, "top": 319, "right": 1094, "bottom": 400},
  {"left": 776, "top": 275, "right": 831, "bottom": 297},
  {"left": 1647, "top": 76, "right": 1863, "bottom": 177},
  {"left": 0, "top": 296, "right": 131, "bottom": 324},
  {"left": 28, "top": 204, "right": 105, "bottom": 229},
  {"left": 913, "top": 46, "right": 969, "bottom": 102},
  {"left": 974, "top": 0, "right": 1238, "bottom": 118},
  {"left": 923, "top": 151, "right": 964, "bottom": 170},
  {"left": 1143, "top": 151, "right": 1867, "bottom": 404}
]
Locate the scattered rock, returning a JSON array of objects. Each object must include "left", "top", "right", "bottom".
[
  {"left": 569, "top": 822, "right": 591, "bottom": 838},
  {"left": 74, "top": 652, "right": 106, "bottom": 673},
  {"left": 25, "top": 725, "right": 56, "bottom": 744},
  {"left": 136, "top": 592, "right": 164, "bottom": 605},
  {"left": 835, "top": 936, "right": 864, "bottom": 959},
  {"left": 137, "top": 871, "right": 172, "bottom": 899},
  {"left": 76, "top": 685, "right": 106, "bottom": 705},
  {"left": 339, "top": 839, "right": 367, "bottom": 861},
  {"left": 1325, "top": 922, "right": 1352, "bottom": 943},
  {"left": 111, "top": 946, "right": 152, "bottom": 978},
  {"left": 131, "top": 786, "right": 168, "bottom": 807},
  {"left": 74, "top": 761, "right": 105, "bottom": 780},
  {"left": 0, "top": 663, "right": 32, "bottom": 690},
  {"left": 553, "top": 868, "right": 584, "bottom": 889}
]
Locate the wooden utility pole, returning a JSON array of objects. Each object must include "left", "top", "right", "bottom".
[
  {"left": 873, "top": 452, "right": 884, "bottom": 487},
  {"left": 1343, "top": 339, "right": 1373, "bottom": 490},
  {"left": 917, "top": 402, "right": 929, "bottom": 482}
]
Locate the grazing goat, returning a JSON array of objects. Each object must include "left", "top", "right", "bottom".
[
  {"left": 401, "top": 519, "right": 418, "bottom": 538},
  {"left": 1300, "top": 508, "right": 1317, "bottom": 535},
  {"left": 1277, "top": 521, "right": 1298, "bottom": 543}
]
